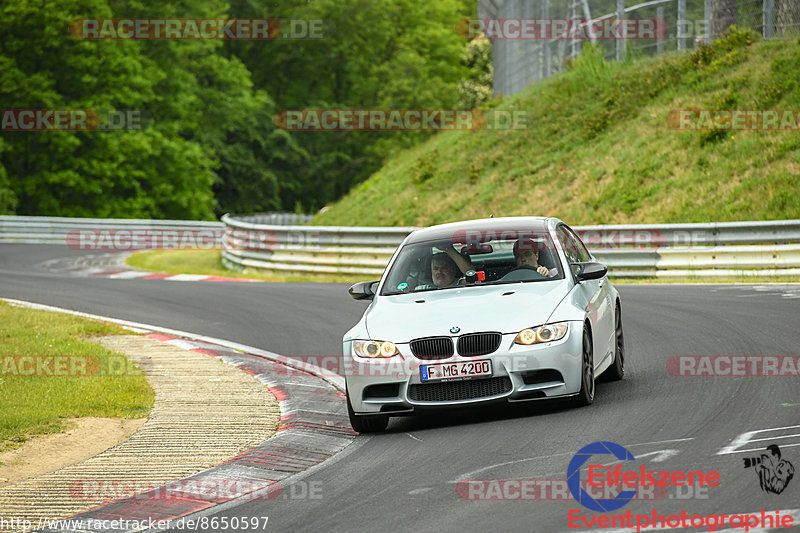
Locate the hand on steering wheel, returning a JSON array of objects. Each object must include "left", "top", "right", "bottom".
[{"left": 514, "top": 264, "right": 550, "bottom": 277}]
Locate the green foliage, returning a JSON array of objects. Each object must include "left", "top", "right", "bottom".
[
  {"left": 0, "top": 0, "right": 219, "bottom": 218},
  {"left": 0, "top": 139, "right": 14, "bottom": 214},
  {"left": 411, "top": 150, "right": 439, "bottom": 186},
  {"left": 763, "top": 54, "right": 800, "bottom": 106},
  {"left": 458, "top": 38, "right": 493, "bottom": 108},
  {"left": 688, "top": 26, "right": 759, "bottom": 67},
  {"left": 1, "top": 0, "right": 483, "bottom": 217},
  {"left": 567, "top": 42, "right": 618, "bottom": 80},
  {"left": 225, "top": 0, "right": 477, "bottom": 212},
  {"left": 313, "top": 35, "right": 800, "bottom": 227}
]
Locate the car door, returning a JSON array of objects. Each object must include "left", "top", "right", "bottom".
[{"left": 557, "top": 225, "right": 614, "bottom": 368}]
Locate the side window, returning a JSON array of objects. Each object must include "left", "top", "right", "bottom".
[
  {"left": 557, "top": 226, "right": 590, "bottom": 263},
  {"left": 565, "top": 227, "right": 591, "bottom": 262}
]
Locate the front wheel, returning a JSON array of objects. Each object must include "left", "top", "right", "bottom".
[
  {"left": 347, "top": 388, "right": 389, "bottom": 433},
  {"left": 604, "top": 304, "right": 625, "bottom": 381},
  {"left": 573, "top": 326, "right": 595, "bottom": 407}
]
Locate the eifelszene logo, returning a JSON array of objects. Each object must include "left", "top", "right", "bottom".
[
  {"left": 567, "top": 441, "right": 637, "bottom": 512},
  {"left": 744, "top": 444, "right": 795, "bottom": 495},
  {"left": 567, "top": 441, "right": 721, "bottom": 512}
]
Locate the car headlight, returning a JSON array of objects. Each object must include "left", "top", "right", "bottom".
[
  {"left": 515, "top": 322, "right": 569, "bottom": 345},
  {"left": 353, "top": 340, "right": 399, "bottom": 358}
]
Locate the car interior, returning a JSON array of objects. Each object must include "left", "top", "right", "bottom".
[
  {"left": 385, "top": 239, "right": 563, "bottom": 294},
  {"left": 466, "top": 244, "right": 561, "bottom": 282}
]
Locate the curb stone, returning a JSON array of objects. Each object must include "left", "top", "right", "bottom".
[{"left": 38, "top": 335, "right": 356, "bottom": 533}]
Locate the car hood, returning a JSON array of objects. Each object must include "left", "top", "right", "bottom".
[{"left": 365, "top": 280, "right": 570, "bottom": 343}]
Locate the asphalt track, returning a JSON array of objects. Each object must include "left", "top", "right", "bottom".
[{"left": 2, "top": 244, "right": 799, "bottom": 533}]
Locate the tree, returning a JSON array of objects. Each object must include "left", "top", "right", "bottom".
[
  {"left": 225, "top": 0, "right": 476, "bottom": 211},
  {"left": 0, "top": 0, "right": 220, "bottom": 218},
  {"left": 777, "top": 0, "right": 800, "bottom": 36},
  {"left": 0, "top": 0, "right": 305, "bottom": 218},
  {"left": 0, "top": 138, "right": 13, "bottom": 214},
  {"left": 712, "top": 0, "right": 738, "bottom": 38},
  {"left": 1, "top": 0, "right": 484, "bottom": 217}
]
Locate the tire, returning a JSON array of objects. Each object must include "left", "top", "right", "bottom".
[
  {"left": 347, "top": 388, "right": 389, "bottom": 433},
  {"left": 573, "top": 326, "right": 595, "bottom": 406},
  {"left": 604, "top": 303, "right": 625, "bottom": 381}
]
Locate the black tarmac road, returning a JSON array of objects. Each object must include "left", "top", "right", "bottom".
[{"left": 2, "top": 244, "right": 799, "bottom": 533}]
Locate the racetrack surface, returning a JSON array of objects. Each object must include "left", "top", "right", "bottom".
[{"left": 2, "top": 244, "right": 799, "bottom": 533}]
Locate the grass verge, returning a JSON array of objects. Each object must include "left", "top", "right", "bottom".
[
  {"left": 125, "top": 249, "right": 796, "bottom": 285},
  {"left": 126, "top": 249, "right": 366, "bottom": 284},
  {"left": 0, "top": 301, "right": 154, "bottom": 453}
]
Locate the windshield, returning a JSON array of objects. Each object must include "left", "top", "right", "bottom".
[{"left": 380, "top": 231, "right": 564, "bottom": 296}]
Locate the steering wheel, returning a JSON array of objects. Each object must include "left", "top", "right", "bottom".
[
  {"left": 514, "top": 264, "right": 547, "bottom": 275},
  {"left": 500, "top": 265, "right": 547, "bottom": 282}
]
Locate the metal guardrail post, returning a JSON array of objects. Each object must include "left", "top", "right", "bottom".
[
  {"left": 678, "top": 0, "right": 687, "bottom": 51},
  {"left": 571, "top": 0, "right": 579, "bottom": 60},
  {"left": 582, "top": 0, "right": 597, "bottom": 46},
  {"left": 543, "top": 0, "right": 551, "bottom": 78},
  {"left": 764, "top": 0, "right": 775, "bottom": 39},
  {"left": 617, "top": 0, "right": 626, "bottom": 61}
]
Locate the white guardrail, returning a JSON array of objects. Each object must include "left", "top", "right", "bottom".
[
  {"left": 220, "top": 215, "right": 800, "bottom": 279},
  {"left": 1, "top": 215, "right": 799, "bottom": 279},
  {"left": 0, "top": 215, "right": 223, "bottom": 244}
]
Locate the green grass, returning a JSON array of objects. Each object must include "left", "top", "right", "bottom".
[
  {"left": 0, "top": 301, "right": 154, "bottom": 452},
  {"left": 312, "top": 30, "right": 800, "bottom": 227},
  {"left": 126, "top": 249, "right": 364, "bottom": 283},
  {"left": 611, "top": 276, "right": 800, "bottom": 284}
]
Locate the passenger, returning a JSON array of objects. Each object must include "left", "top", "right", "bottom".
[
  {"left": 418, "top": 244, "right": 473, "bottom": 289},
  {"left": 430, "top": 253, "right": 460, "bottom": 287},
  {"left": 513, "top": 238, "right": 557, "bottom": 277}
]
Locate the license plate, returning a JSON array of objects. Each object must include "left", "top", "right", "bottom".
[{"left": 420, "top": 359, "right": 492, "bottom": 382}]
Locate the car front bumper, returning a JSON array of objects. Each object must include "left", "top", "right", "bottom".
[{"left": 345, "top": 321, "right": 584, "bottom": 415}]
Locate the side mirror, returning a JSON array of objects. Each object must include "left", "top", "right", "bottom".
[
  {"left": 349, "top": 280, "right": 379, "bottom": 300},
  {"left": 572, "top": 262, "right": 607, "bottom": 281}
]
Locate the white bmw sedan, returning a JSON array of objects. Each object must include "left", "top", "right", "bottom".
[{"left": 343, "top": 217, "right": 625, "bottom": 433}]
